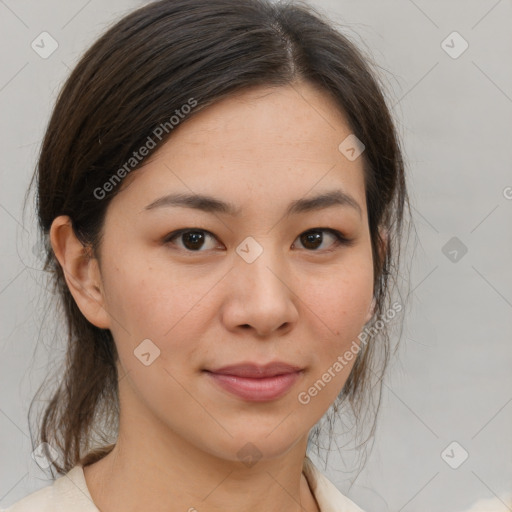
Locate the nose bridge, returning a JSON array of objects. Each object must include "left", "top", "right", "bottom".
[
  {"left": 236, "top": 237, "right": 286, "bottom": 297},
  {"left": 229, "top": 236, "right": 297, "bottom": 333}
]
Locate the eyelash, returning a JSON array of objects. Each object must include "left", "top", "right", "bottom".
[{"left": 163, "top": 227, "right": 355, "bottom": 254}]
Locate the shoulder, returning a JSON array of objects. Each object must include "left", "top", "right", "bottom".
[
  {"left": 303, "top": 456, "right": 366, "bottom": 512},
  {"left": 1, "top": 466, "right": 99, "bottom": 512}
]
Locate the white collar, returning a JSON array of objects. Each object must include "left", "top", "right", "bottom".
[
  {"left": 4, "top": 457, "right": 365, "bottom": 512},
  {"left": 302, "top": 456, "right": 366, "bottom": 511}
]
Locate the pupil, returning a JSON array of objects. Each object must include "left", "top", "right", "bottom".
[
  {"left": 184, "top": 231, "right": 204, "bottom": 250},
  {"left": 302, "top": 231, "right": 321, "bottom": 249}
]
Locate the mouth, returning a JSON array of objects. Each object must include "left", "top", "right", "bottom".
[{"left": 203, "top": 362, "right": 304, "bottom": 402}]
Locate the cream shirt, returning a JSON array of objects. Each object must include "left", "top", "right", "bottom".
[{"left": 1, "top": 456, "right": 365, "bottom": 512}]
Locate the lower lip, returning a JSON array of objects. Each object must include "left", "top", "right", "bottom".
[{"left": 205, "top": 371, "right": 302, "bottom": 402}]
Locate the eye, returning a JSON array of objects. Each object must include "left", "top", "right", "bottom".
[
  {"left": 164, "top": 229, "right": 219, "bottom": 252},
  {"left": 293, "top": 228, "right": 354, "bottom": 252},
  {"left": 164, "top": 228, "right": 354, "bottom": 253}
]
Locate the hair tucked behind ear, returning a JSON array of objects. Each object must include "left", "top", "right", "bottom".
[{"left": 27, "top": 0, "right": 412, "bottom": 477}]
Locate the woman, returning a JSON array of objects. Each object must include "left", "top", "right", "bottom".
[{"left": 3, "top": 0, "right": 411, "bottom": 510}]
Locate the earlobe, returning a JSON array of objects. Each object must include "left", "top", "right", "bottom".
[
  {"left": 364, "top": 228, "right": 388, "bottom": 325},
  {"left": 379, "top": 227, "right": 388, "bottom": 263},
  {"left": 49, "top": 216, "right": 111, "bottom": 329}
]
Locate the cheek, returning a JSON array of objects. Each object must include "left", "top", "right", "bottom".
[
  {"left": 297, "top": 256, "right": 374, "bottom": 387},
  {"left": 300, "top": 256, "right": 374, "bottom": 334},
  {"left": 100, "top": 249, "right": 215, "bottom": 367}
]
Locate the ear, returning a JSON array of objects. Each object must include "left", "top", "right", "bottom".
[
  {"left": 49, "top": 215, "right": 111, "bottom": 329},
  {"left": 377, "top": 226, "right": 389, "bottom": 264},
  {"left": 364, "top": 297, "right": 376, "bottom": 325},
  {"left": 364, "top": 227, "right": 389, "bottom": 324}
]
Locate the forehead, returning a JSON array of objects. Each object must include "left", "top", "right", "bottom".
[
  {"left": 115, "top": 82, "right": 367, "bottom": 219},
  {"left": 166, "top": 81, "right": 355, "bottom": 159}
]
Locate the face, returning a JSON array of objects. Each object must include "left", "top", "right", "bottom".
[{"left": 93, "top": 81, "right": 375, "bottom": 463}]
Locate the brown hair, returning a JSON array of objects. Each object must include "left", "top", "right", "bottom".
[{"left": 27, "top": 0, "right": 412, "bottom": 477}]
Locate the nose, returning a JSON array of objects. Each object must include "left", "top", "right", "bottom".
[{"left": 220, "top": 243, "right": 299, "bottom": 338}]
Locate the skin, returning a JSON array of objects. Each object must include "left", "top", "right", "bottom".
[{"left": 50, "top": 80, "right": 382, "bottom": 512}]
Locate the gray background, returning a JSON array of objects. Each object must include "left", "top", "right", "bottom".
[{"left": 1, "top": 1, "right": 511, "bottom": 511}]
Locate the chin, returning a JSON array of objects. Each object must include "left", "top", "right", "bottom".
[{"left": 197, "top": 427, "right": 307, "bottom": 466}]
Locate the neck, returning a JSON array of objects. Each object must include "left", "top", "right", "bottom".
[{"left": 83, "top": 425, "right": 320, "bottom": 512}]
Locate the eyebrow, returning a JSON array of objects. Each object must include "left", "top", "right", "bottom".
[{"left": 143, "top": 189, "right": 362, "bottom": 219}]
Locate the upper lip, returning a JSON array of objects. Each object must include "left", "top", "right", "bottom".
[{"left": 206, "top": 362, "right": 303, "bottom": 378}]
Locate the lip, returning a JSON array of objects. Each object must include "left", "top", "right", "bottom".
[
  {"left": 208, "top": 362, "right": 303, "bottom": 378},
  {"left": 204, "top": 362, "right": 304, "bottom": 402}
]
